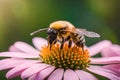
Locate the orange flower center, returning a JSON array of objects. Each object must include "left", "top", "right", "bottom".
[{"left": 40, "top": 43, "right": 90, "bottom": 70}]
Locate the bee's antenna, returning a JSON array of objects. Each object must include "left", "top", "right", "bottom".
[{"left": 30, "top": 28, "right": 48, "bottom": 36}]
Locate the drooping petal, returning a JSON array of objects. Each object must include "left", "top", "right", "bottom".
[
  {"left": 48, "top": 68, "right": 64, "bottom": 80},
  {"left": 0, "top": 52, "right": 39, "bottom": 58},
  {"left": 21, "top": 63, "right": 50, "bottom": 79},
  {"left": 35, "top": 66, "right": 55, "bottom": 80},
  {"left": 14, "top": 41, "right": 39, "bottom": 54},
  {"left": 101, "top": 44, "right": 120, "bottom": 57},
  {"left": 90, "top": 57, "right": 120, "bottom": 64},
  {"left": 89, "top": 40, "right": 112, "bottom": 56},
  {"left": 75, "top": 70, "right": 98, "bottom": 80},
  {"left": 64, "top": 69, "right": 79, "bottom": 80},
  {"left": 6, "top": 60, "right": 40, "bottom": 79},
  {"left": 32, "top": 37, "right": 47, "bottom": 50},
  {"left": 87, "top": 66, "right": 120, "bottom": 80}
]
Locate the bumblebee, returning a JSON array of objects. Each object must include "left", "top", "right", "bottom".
[{"left": 30, "top": 21, "right": 100, "bottom": 50}]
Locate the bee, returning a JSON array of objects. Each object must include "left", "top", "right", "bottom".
[{"left": 30, "top": 21, "right": 100, "bottom": 50}]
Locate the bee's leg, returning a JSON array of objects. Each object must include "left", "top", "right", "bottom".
[
  {"left": 49, "top": 40, "right": 58, "bottom": 50},
  {"left": 81, "top": 39, "right": 85, "bottom": 53},
  {"left": 75, "top": 41, "right": 85, "bottom": 53},
  {"left": 68, "top": 39, "right": 72, "bottom": 48},
  {"left": 47, "top": 36, "right": 54, "bottom": 50},
  {"left": 66, "top": 36, "right": 72, "bottom": 48},
  {"left": 80, "top": 42, "right": 85, "bottom": 54},
  {"left": 49, "top": 41, "right": 57, "bottom": 50},
  {"left": 81, "top": 43, "right": 85, "bottom": 53},
  {"left": 60, "top": 37, "right": 64, "bottom": 49},
  {"left": 48, "top": 42, "right": 52, "bottom": 50},
  {"left": 50, "top": 39, "right": 57, "bottom": 49},
  {"left": 53, "top": 39, "right": 57, "bottom": 44}
]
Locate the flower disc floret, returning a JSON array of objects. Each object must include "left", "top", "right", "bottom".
[{"left": 40, "top": 44, "right": 90, "bottom": 70}]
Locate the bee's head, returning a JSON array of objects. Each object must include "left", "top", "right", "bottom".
[{"left": 47, "top": 28, "right": 58, "bottom": 46}]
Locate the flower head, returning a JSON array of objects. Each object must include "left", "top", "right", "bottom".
[{"left": 0, "top": 37, "right": 120, "bottom": 80}]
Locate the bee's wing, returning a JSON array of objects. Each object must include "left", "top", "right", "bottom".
[
  {"left": 30, "top": 28, "right": 48, "bottom": 35},
  {"left": 75, "top": 28, "right": 100, "bottom": 38},
  {"left": 83, "top": 30, "right": 100, "bottom": 37}
]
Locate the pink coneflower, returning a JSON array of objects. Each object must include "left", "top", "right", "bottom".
[{"left": 0, "top": 37, "right": 120, "bottom": 80}]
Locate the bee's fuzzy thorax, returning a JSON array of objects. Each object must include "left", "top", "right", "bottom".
[{"left": 49, "top": 20, "right": 75, "bottom": 30}]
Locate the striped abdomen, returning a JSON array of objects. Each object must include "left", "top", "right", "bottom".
[{"left": 73, "top": 34, "right": 85, "bottom": 47}]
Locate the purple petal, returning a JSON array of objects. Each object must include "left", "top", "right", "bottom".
[
  {"left": 103, "top": 64, "right": 120, "bottom": 70},
  {"left": 14, "top": 41, "right": 39, "bottom": 54},
  {"left": 0, "top": 52, "right": 39, "bottom": 58},
  {"left": 28, "top": 74, "right": 37, "bottom": 80},
  {"left": 103, "top": 64, "right": 120, "bottom": 75},
  {"left": 35, "top": 66, "right": 55, "bottom": 80},
  {"left": 6, "top": 61, "right": 40, "bottom": 79},
  {"left": 101, "top": 44, "right": 120, "bottom": 57},
  {"left": 9, "top": 45, "right": 21, "bottom": 52},
  {"left": 89, "top": 40, "right": 112, "bottom": 56},
  {"left": 0, "top": 58, "right": 18, "bottom": 65},
  {"left": 32, "top": 37, "right": 47, "bottom": 50},
  {"left": 64, "top": 69, "right": 79, "bottom": 80},
  {"left": 48, "top": 68, "right": 64, "bottom": 80},
  {"left": 87, "top": 66, "right": 120, "bottom": 80},
  {"left": 75, "top": 70, "right": 98, "bottom": 80},
  {"left": 7, "top": 69, "right": 24, "bottom": 79},
  {"left": 0, "top": 59, "right": 32, "bottom": 70},
  {"left": 90, "top": 57, "right": 120, "bottom": 64},
  {"left": 21, "top": 63, "right": 50, "bottom": 79}
]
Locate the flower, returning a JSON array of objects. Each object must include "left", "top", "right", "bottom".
[{"left": 0, "top": 37, "right": 120, "bottom": 80}]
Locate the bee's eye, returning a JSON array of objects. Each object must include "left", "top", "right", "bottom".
[
  {"left": 53, "top": 30, "right": 57, "bottom": 34},
  {"left": 47, "top": 28, "right": 57, "bottom": 35}
]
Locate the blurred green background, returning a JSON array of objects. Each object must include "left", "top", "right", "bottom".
[
  {"left": 0, "top": 0, "right": 120, "bottom": 52},
  {"left": 0, "top": 0, "right": 120, "bottom": 79}
]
